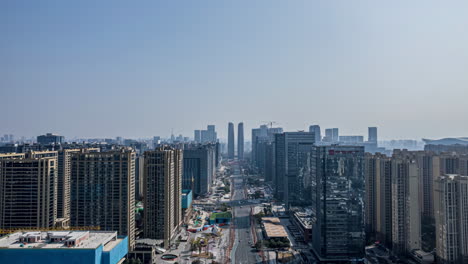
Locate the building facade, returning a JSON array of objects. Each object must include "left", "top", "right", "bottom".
[
  {"left": 237, "top": 122, "right": 244, "bottom": 160},
  {"left": 434, "top": 175, "right": 468, "bottom": 264},
  {"left": 37, "top": 133, "right": 64, "bottom": 145},
  {"left": 182, "top": 144, "right": 216, "bottom": 196},
  {"left": 143, "top": 147, "right": 182, "bottom": 248},
  {"left": 390, "top": 156, "right": 421, "bottom": 255},
  {"left": 227, "top": 122, "right": 235, "bottom": 159},
  {"left": 310, "top": 145, "right": 365, "bottom": 262},
  {"left": 0, "top": 153, "right": 58, "bottom": 229},
  {"left": 274, "top": 132, "right": 315, "bottom": 206},
  {"left": 70, "top": 149, "right": 136, "bottom": 249}
]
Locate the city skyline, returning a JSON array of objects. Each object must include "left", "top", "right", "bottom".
[{"left": 2, "top": 1, "right": 468, "bottom": 140}]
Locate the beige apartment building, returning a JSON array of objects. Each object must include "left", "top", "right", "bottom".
[
  {"left": 0, "top": 152, "right": 58, "bottom": 229},
  {"left": 434, "top": 174, "right": 468, "bottom": 264},
  {"left": 69, "top": 148, "right": 136, "bottom": 249},
  {"left": 143, "top": 146, "right": 182, "bottom": 249}
]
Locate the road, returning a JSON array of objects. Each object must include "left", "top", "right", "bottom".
[{"left": 230, "top": 168, "right": 261, "bottom": 264}]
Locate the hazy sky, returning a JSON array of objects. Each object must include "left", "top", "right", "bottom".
[{"left": 2, "top": 1, "right": 468, "bottom": 140}]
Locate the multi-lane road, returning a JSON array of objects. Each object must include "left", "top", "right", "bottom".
[{"left": 230, "top": 169, "right": 261, "bottom": 264}]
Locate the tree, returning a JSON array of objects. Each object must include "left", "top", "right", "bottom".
[{"left": 255, "top": 241, "right": 262, "bottom": 250}]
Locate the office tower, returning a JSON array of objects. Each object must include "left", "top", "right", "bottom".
[
  {"left": 200, "top": 125, "right": 217, "bottom": 143},
  {"left": 0, "top": 152, "right": 58, "bottom": 229},
  {"left": 365, "top": 153, "right": 393, "bottom": 246},
  {"left": 143, "top": 147, "right": 182, "bottom": 248},
  {"left": 251, "top": 125, "right": 283, "bottom": 168},
  {"left": 332, "top": 128, "right": 339, "bottom": 142},
  {"left": 264, "top": 142, "right": 275, "bottom": 182},
  {"left": 37, "top": 133, "right": 64, "bottom": 145},
  {"left": 310, "top": 146, "right": 365, "bottom": 262},
  {"left": 194, "top": 130, "right": 201, "bottom": 143},
  {"left": 70, "top": 149, "right": 136, "bottom": 249},
  {"left": 237, "top": 122, "right": 244, "bottom": 160},
  {"left": 368, "top": 127, "right": 378, "bottom": 143},
  {"left": 183, "top": 144, "right": 216, "bottom": 196},
  {"left": 323, "top": 128, "right": 333, "bottom": 142},
  {"left": 323, "top": 128, "right": 339, "bottom": 142},
  {"left": 207, "top": 125, "right": 215, "bottom": 133},
  {"left": 391, "top": 156, "right": 421, "bottom": 255},
  {"left": 434, "top": 175, "right": 468, "bottom": 264},
  {"left": 309, "top": 125, "right": 321, "bottom": 143},
  {"left": 251, "top": 125, "right": 268, "bottom": 166},
  {"left": 274, "top": 132, "right": 315, "bottom": 206},
  {"left": 228, "top": 122, "right": 235, "bottom": 159}
]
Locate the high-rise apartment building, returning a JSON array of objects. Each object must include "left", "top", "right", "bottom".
[
  {"left": 135, "top": 154, "right": 145, "bottom": 200},
  {"left": 0, "top": 152, "right": 58, "bottom": 229},
  {"left": 391, "top": 156, "right": 421, "bottom": 255},
  {"left": 434, "top": 174, "right": 468, "bottom": 264},
  {"left": 237, "top": 122, "right": 244, "bottom": 160},
  {"left": 310, "top": 145, "right": 365, "bottom": 262},
  {"left": 308, "top": 125, "right": 321, "bottom": 143},
  {"left": 365, "top": 153, "right": 393, "bottom": 246},
  {"left": 56, "top": 149, "right": 78, "bottom": 222},
  {"left": 228, "top": 122, "right": 235, "bottom": 159},
  {"left": 143, "top": 147, "right": 182, "bottom": 248},
  {"left": 70, "top": 149, "right": 136, "bottom": 249}
]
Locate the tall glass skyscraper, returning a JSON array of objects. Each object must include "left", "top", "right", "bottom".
[
  {"left": 310, "top": 145, "right": 365, "bottom": 262},
  {"left": 228, "top": 122, "right": 235, "bottom": 159},
  {"left": 237, "top": 122, "right": 244, "bottom": 160}
]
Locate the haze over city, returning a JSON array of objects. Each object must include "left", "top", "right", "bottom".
[{"left": 2, "top": 1, "right": 468, "bottom": 140}]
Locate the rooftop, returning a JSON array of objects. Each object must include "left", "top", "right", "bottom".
[
  {"left": 262, "top": 217, "right": 288, "bottom": 238},
  {"left": 0, "top": 231, "right": 120, "bottom": 250}
]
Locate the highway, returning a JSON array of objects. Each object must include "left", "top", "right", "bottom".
[{"left": 230, "top": 169, "right": 261, "bottom": 264}]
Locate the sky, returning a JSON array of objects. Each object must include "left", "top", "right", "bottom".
[{"left": 2, "top": 1, "right": 468, "bottom": 141}]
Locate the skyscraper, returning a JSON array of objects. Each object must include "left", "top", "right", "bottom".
[
  {"left": 391, "top": 156, "right": 421, "bottom": 255},
  {"left": 183, "top": 144, "right": 216, "bottom": 196},
  {"left": 368, "top": 127, "right": 378, "bottom": 143},
  {"left": 251, "top": 125, "right": 283, "bottom": 169},
  {"left": 434, "top": 174, "right": 468, "bottom": 264},
  {"left": 323, "top": 128, "right": 339, "bottom": 143},
  {"left": 200, "top": 125, "right": 217, "bottom": 143},
  {"left": 310, "top": 145, "right": 365, "bottom": 262},
  {"left": 332, "top": 128, "right": 339, "bottom": 142},
  {"left": 308, "top": 125, "right": 321, "bottom": 143},
  {"left": 365, "top": 153, "right": 393, "bottom": 246},
  {"left": 0, "top": 152, "right": 58, "bottom": 229},
  {"left": 70, "top": 149, "right": 136, "bottom": 249},
  {"left": 274, "top": 132, "right": 315, "bottom": 205},
  {"left": 143, "top": 147, "right": 182, "bottom": 248},
  {"left": 194, "top": 130, "right": 201, "bottom": 143},
  {"left": 237, "top": 122, "right": 244, "bottom": 160},
  {"left": 228, "top": 122, "right": 235, "bottom": 159}
]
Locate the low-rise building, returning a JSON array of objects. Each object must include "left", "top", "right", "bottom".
[
  {"left": 0, "top": 231, "right": 128, "bottom": 264},
  {"left": 291, "top": 211, "right": 314, "bottom": 243}
]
